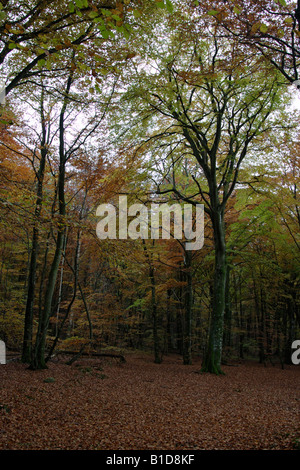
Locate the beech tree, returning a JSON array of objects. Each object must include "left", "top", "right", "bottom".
[
  {"left": 197, "top": 0, "right": 300, "bottom": 84},
  {"left": 1, "top": 0, "right": 299, "bottom": 374},
  {"left": 0, "top": 0, "right": 133, "bottom": 97},
  {"left": 113, "top": 7, "right": 289, "bottom": 372}
]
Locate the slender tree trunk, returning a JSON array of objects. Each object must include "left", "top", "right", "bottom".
[
  {"left": 22, "top": 91, "right": 48, "bottom": 363},
  {"left": 30, "top": 69, "right": 74, "bottom": 370},
  {"left": 284, "top": 288, "right": 296, "bottom": 364},
  {"left": 253, "top": 276, "right": 265, "bottom": 364},
  {"left": 239, "top": 276, "right": 245, "bottom": 360},
  {"left": 152, "top": 281, "right": 161, "bottom": 364},
  {"left": 182, "top": 250, "right": 193, "bottom": 365},
  {"left": 55, "top": 229, "right": 68, "bottom": 337},
  {"left": 46, "top": 229, "right": 81, "bottom": 362},
  {"left": 149, "top": 255, "right": 161, "bottom": 364},
  {"left": 142, "top": 240, "right": 161, "bottom": 363},
  {"left": 222, "top": 263, "right": 232, "bottom": 361},
  {"left": 165, "top": 289, "right": 172, "bottom": 354},
  {"left": 31, "top": 225, "right": 66, "bottom": 369}
]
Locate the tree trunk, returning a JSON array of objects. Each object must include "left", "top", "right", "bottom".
[
  {"left": 46, "top": 229, "right": 81, "bottom": 362},
  {"left": 31, "top": 227, "right": 65, "bottom": 369},
  {"left": 30, "top": 70, "right": 73, "bottom": 370},
  {"left": 142, "top": 240, "right": 162, "bottom": 364},
  {"left": 22, "top": 91, "right": 48, "bottom": 364},
  {"left": 239, "top": 276, "right": 245, "bottom": 360},
  {"left": 152, "top": 288, "right": 161, "bottom": 364},
  {"left": 182, "top": 250, "right": 193, "bottom": 365},
  {"left": 201, "top": 209, "right": 226, "bottom": 374},
  {"left": 222, "top": 263, "right": 232, "bottom": 360}
]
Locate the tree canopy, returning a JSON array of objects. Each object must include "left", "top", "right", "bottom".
[{"left": 0, "top": 0, "right": 299, "bottom": 374}]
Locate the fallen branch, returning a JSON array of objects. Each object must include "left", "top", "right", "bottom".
[{"left": 55, "top": 350, "right": 126, "bottom": 364}]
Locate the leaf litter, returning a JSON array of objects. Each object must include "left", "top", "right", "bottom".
[{"left": 0, "top": 352, "right": 299, "bottom": 450}]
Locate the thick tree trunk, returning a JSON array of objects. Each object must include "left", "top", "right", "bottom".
[{"left": 201, "top": 210, "right": 226, "bottom": 374}]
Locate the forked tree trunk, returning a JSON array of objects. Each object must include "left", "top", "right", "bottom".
[
  {"left": 31, "top": 227, "right": 66, "bottom": 369},
  {"left": 30, "top": 70, "right": 73, "bottom": 370}
]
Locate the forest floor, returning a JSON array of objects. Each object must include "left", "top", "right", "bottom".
[{"left": 0, "top": 351, "right": 299, "bottom": 451}]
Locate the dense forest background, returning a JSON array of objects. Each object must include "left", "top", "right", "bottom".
[{"left": 0, "top": 0, "right": 299, "bottom": 374}]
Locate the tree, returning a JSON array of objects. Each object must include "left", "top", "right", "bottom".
[
  {"left": 0, "top": 0, "right": 134, "bottom": 97},
  {"left": 14, "top": 47, "right": 117, "bottom": 368},
  {"left": 22, "top": 85, "right": 50, "bottom": 363},
  {"left": 197, "top": 0, "right": 300, "bottom": 84},
  {"left": 113, "top": 8, "right": 288, "bottom": 372}
]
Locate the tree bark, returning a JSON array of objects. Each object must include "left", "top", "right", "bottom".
[
  {"left": 22, "top": 89, "right": 48, "bottom": 364},
  {"left": 201, "top": 208, "right": 226, "bottom": 374},
  {"left": 182, "top": 250, "right": 193, "bottom": 365},
  {"left": 222, "top": 263, "right": 232, "bottom": 360},
  {"left": 30, "top": 69, "right": 74, "bottom": 370}
]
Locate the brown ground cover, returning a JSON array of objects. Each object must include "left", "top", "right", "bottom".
[{"left": 0, "top": 352, "right": 299, "bottom": 451}]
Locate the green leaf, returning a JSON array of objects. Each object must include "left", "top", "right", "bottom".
[
  {"left": 100, "top": 29, "right": 110, "bottom": 39},
  {"left": 68, "top": 2, "right": 75, "bottom": 13},
  {"left": 112, "top": 14, "right": 122, "bottom": 21},
  {"left": 208, "top": 10, "right": 219, "bottom": 16},
  {"left": 101, "top": 8, "right": 112, "bottom": 16},
  {"left": 38, "top": 58, "right": 46, "bottom": 67},
  {"left": 89, "top": 11, "right": 99, "bottom": 18},
  {"left": 75, "top": 0, "right": 83, "bottom": 8},
  {"left": 0, "top": 119, "right": 12, "bottom": 126},
  {"left": 278, "top": 0, "right": 287, "bottom": 6},
  {"left": 277, "top": 28, "right": 285, "bottom": 38},
  {"left": 133, "top": 9, "right": 142, "bottom": 18},
  {"left": 233, "top": 6, "right": 241, "bottom": 14},
  {"left": 115, "top": 24, "right": 124, "bottom": 33},
  {"left": 123, "top": 26, "right": 131, "bottom": 40},
  {"left": 166, "top": 0, "right": 173, "bottom": 13},
  {"left": 93, "top": 16, "right": 104, "bottom": 24},
  {"left": 260, "top": 23, "right": 268, "bottom": 33},
  {"left": 99, "top": 68, "right": 108, "bottom": 75},
  {"left": 8, "top": 42, "right": 17, "bottom": 49},
  {"left": 284, "top": 17, "right": 293, "bottom": 24},
  {"left": 156, "top": 1, "right": 165, "bottom": 9}
]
